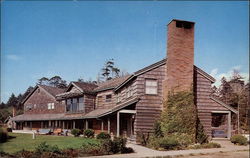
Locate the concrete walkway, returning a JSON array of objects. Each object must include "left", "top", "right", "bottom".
[{"left": 89, "top": 140, "right": 249, "bottom": 158}]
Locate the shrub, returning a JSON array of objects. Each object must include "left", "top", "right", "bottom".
[
  {"left": 96, "top": 132, "right": 111, "bottom": 140},
  {"left": 111, "top": 137, "right": 127, "bottom": 154},
  {"left": 196, "top": 119, "right": 208, "bottom": 144},
  {"left": 81, "top": 140, "right": 104, "bottom": 156},
  {"left": 136, "top": 131, "right": 151, "bottom": 146},
  {"left": 71, "top": 129, "right": 81, "bottom": 137},
  {"left": 35, "top": 142, "right": 61, "bottom": 154},
  {"left": 6, "top": 128, "right": 12, "bottom": 132},
  {"left": 0, "top": 128, "right": 8, "bottom": 143},
  {"left": 153, "top": 121, "right": 163, "bottom": 138},
  {"left": 158, "top": 136, "right": 180, "bottom": 150},
  {"left": 63, "top": 148, "right": 79, "bottom": 158},
  {"left": 161, "top": 91, "right": 197, "bottom": 143},
  {"left": 230, "top": 135, "right": 248, "bottom": 145},
  {"left": 84, "top": 129, "right": 95, "bottom": 138},
  {"left": 16, "top": 149, "right": 36, "bottom": 158}
]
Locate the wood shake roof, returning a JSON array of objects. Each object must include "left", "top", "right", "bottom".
[
  {"left": 94, "top": 75, "right": 132, "bottom": 92},
  {"left": 39, "top": 85, "right": 65, "bottom": 97},
  {"left": 21, "top": 85, "right": 65, "bottom": 104},
  {"left": 70, "top": 82, "right": 98, "bottom": 93}
]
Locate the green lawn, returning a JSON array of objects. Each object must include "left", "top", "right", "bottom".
[{"left": 0, "top": 133, "right": 99, "bottom": 154}]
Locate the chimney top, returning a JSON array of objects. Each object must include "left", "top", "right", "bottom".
[{"left": 167, "top": 19, "right": 195, "bottom": 26}]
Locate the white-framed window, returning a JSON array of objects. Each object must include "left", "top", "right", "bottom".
[
  {"left": 48, "top": 103, "right": 55, "bottom": 110},
  {"left": 117, "top": 93, "right": 121, "bottom": 103},
  {"left": 145, "top": 79, "right": 158, "bottom": 94},
  {"left": 126, "top": 86, "right": 132, "bottom": 98}
]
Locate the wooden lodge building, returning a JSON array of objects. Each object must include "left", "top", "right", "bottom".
[{"left": 12, "top": 19, "right": 237, "bottom": 139}]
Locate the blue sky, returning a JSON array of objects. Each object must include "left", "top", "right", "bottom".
[{"left": 1, "top": 1, "right": 249, "bottom": 103}]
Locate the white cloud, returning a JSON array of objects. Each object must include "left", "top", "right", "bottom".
[
  {"left": 210, "top": 65, "right": 249, "bottom": 87},
  {"left": 6, "top": 54, "right": 21, "bottom": 61},
  {"left": 210, "top": 68, "right": 218, "bottom": 77}
]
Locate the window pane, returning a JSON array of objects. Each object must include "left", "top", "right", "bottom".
[
  {"left": 67, "top": 99, "right": 71, "bottom": 105},
  {"left": 48, "top": 103, "right": 51, "bottom": 109},
  {"left": 79, "top": 97, "right": 83, "bottom": 103},
  {"left": 51, "top": 103, "right": 55, "bottom": 109},
  {"left": 73, "top": 98, "right": 77, "bottom": 103},
  {"left": 79, "top": 102, "right": 84, "bottom": 111},
  {"left": 106, "top": 95, "right": 112, "bottom": 102},
  {"left": 145, "top": 79, "right": 157, "bottom": 94}
]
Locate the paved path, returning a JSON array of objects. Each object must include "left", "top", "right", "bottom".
[{"left": 89, "top": 140, "right": 249, "bottom": 158}]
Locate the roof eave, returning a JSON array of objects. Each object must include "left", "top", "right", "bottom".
[{"left": 210, "top": 96, "right": 238, "bottom": 114}]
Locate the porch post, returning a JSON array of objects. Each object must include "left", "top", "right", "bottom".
[
  {"left": 73, "top": 121, "right": 76, "bottom": 129},
  {"left": 85, "top": 120, "right": 89, "bottom": 129},
  {"left": 228, "top": 111, "right": 232, "bottom": 138},
  {"left": 25, "top": 121, "right": 27, "bottom": 127},
  {"left": 41, "top": 121, "right": 43, "bottom": 128},
  {"left": 55, "top": 120, "right": 58, "bottom": 127},
  {"left": 49, "top": 120, "right": 51, "bottom": 127},
  {"left": 117, "top": 111, "right": 120, "bottom": 137},
  {"left": 62, "top": 121, "right": 65, "bottom": 129},
  {"left": 83, "top": 120, "right": 85, "bottom": 129},
  {"left": 108, "top": 118, "right": 110, "bottom": 134},
  {"left": 101, "top": 120, "right": 104, "bottom": 131}
]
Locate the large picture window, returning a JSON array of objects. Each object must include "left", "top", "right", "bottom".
[
  {"left": 66, "top": 97, "right": 84, "bottom": 113},
  {"left": 145, "top": 79, "right": 158, "bottom": 94}
]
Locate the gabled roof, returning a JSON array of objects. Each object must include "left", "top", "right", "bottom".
[
  {"left": 66, "top": 82, "right": 98, "bottom": 93},
  {"left": 114, "top": 59, "right": 216, "bottom": 92},
  {"left": 194, "top": 66, "right": 216, "bottom": 83},
  {"left": 210, "top": 96, "right": 238, "bottom": 113},
  {"left": 94, "top": 75, "right": 131, "bottom": 92},
  {"left": 114, "top": 59, "right": 166, "bottom": 92},
  {"left": 39, "top": 85, "right": 65, "bottom": 97},
  {"left": 21, "top": 85, "right": 65, "bottom": 104}
]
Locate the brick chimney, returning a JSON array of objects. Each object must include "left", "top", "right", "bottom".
[{"left": 163, "top": 19, "right": 195, "bottom": 100}]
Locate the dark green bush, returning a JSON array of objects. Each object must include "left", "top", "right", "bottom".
[
  {"left": 84, "top": 129, "right": 95, "bottom": 138},
  {"left": 196, "top": 119, "right": 208, "bottom": 144},
  {"left": 96, "top": 132, "right": 111, "bottom": 140},
  {"left": 230, "top": 135, "right": 248, "bottom": 145},
  {"left": 71, "top": 129, "right": 81, "bottom": 137},
  {"left": 153, "top": 121, "right": 163, "bottom": 138},
  {"left": 35, "top": 142, "right": 61, "bottom": 154},
  {"left": 0, "top": 128, "right": 8, "bottom": 143},
  {"left": 158, "top": 136, "right": 180, "bottom": 150},
  {"left": 111, "top": 137, "right": 127, "bottom": 154}
]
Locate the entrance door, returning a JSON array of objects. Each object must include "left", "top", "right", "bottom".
[{"left": 211, "top": 112, "right": 231, "bottom": 138}]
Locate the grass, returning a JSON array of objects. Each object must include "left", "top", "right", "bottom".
[{"left": 0, "top": 133, "right": 99, "bottom": 154}]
